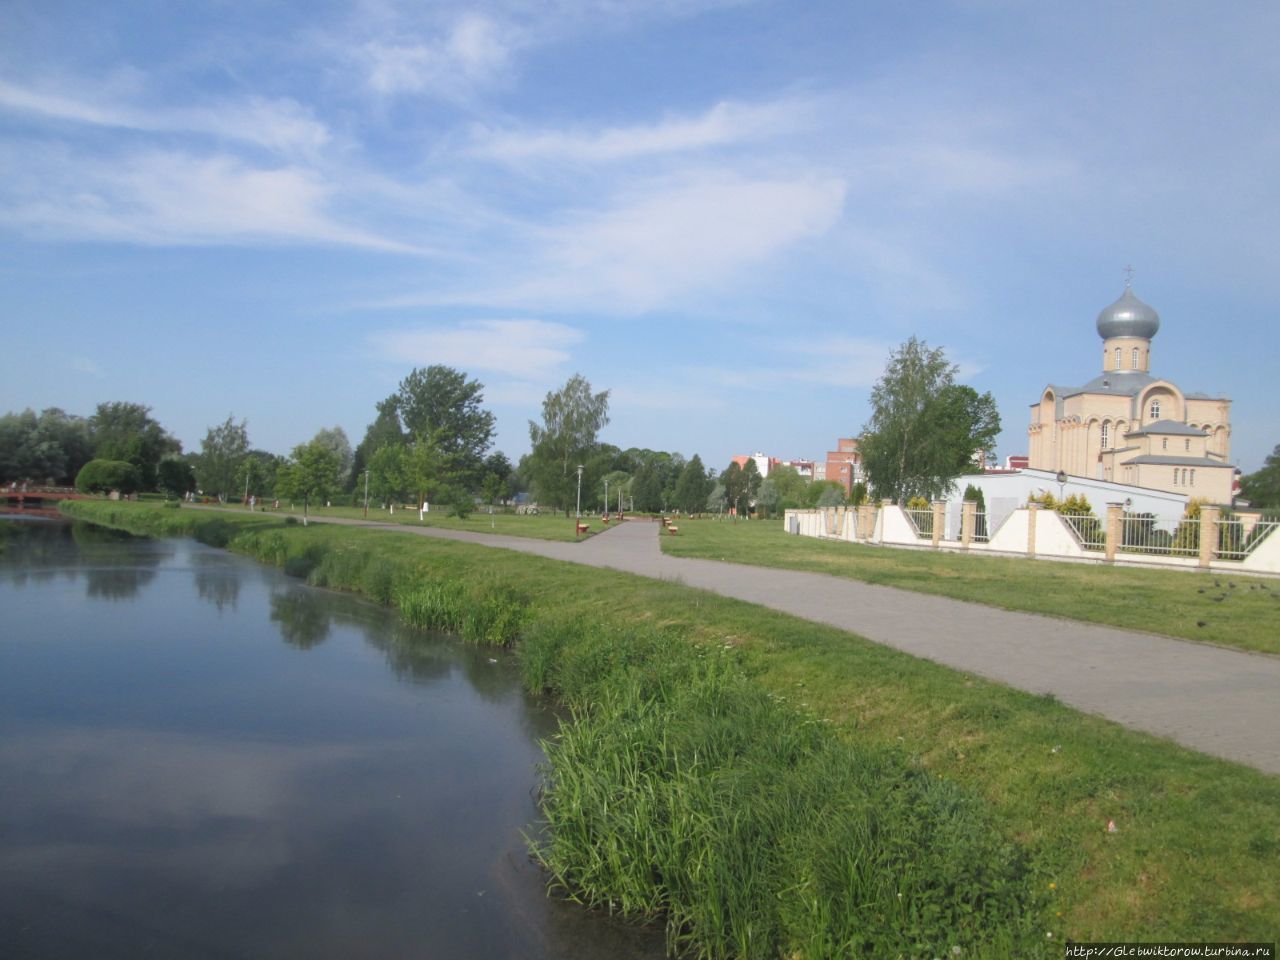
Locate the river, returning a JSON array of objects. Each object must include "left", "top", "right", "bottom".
[{"left": 0, "top": 518, "right": 664, "bottom": 959}]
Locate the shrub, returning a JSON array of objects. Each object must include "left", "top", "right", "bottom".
[{"left": 75, "top": 459, "right": 141, "bottom": 495}]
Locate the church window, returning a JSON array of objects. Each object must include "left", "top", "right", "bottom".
[
  {"left": 1185, "top": 439, "right": 1190, "bottom": 451},
  {"left": 1100, "top": 423, "right": 1110, "bottom": 449},
  {"left": 1190, "top": 470, "right": 1196, "bottom": 487},
  {"left": 1149, "top": 399, "right": 1161, "bottom": 420},
  {"left": 1132, "top": 347, "right": 1139, "bottom": 368},
  {"left": 1173, "top": 469, "right": 1179, "bottom": 486},
  {"left": 1114, "top": 347, "right": 1122, "bottom": 370},
  {"left": 1162, "top": 438, "right": 1167, "bottom": 450}
]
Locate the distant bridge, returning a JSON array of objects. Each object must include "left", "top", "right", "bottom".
[{"left": 2, "top": 487, "right": 91, "bottom": 512}]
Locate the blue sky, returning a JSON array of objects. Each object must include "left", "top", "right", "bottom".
[{"left": 2, "top": 0, "right": 1277, "bottom": 473}]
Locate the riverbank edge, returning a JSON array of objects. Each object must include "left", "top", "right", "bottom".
[{"left": 58, "top": 500, "right": 1280, "bottom": 944}]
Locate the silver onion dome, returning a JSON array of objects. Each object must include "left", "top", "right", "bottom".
[{"left": 1096, "top": 287, "right": 1160, "bottom": 340}]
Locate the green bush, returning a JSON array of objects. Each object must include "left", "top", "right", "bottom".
[{"left": 75, "top": 459, "right": 141, "bottom": 495}]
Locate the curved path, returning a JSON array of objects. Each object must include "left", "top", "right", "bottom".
[{"left": 273, "top": 513, "right": 1280, "bottom": 775}]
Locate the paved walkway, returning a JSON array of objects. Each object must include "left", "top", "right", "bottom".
[{"left": 265, "top": 512, "right": 1280, "bottom": 775}]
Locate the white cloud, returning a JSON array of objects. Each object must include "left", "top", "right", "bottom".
[
  {"left": 470, "top": 97, "right": 816, "bottom": 164},
  {"left": 361, "top": 13, "right": 515, "bottom": 98},
  {"left": 0, "top": 78, "right": 330, "bottom": 157},
  {"left": 370, "top": 318, "right": 582, "bottom": 380},
  {"left": 0, "top": 145, "right": 418, "bottom": 251},
  {"left": 512, "top": 172, "right": 847, "bottom": 312}
]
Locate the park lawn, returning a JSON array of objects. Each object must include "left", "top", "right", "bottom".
[
  {"left": 663, "top": 517, "right": 1280, "bottom": 656},
  {"left": 60, "top": 499, "right": 1280, "bottom": 945},
  {"left": 195, "top": 500, "right": 596, "bottom": 542}
]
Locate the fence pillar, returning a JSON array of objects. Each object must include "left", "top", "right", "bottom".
[
  {"left": 931, "top": 500, "right": 946, "bottom": 548},
  {"left": 1198, "top": 505, "right": 1220, "bottom": 569},
  {"left": 1105, "top": 503, "right": 1123, "bottom": 563},
  {"left": 1027, "top": 502, "right": 1039, "bottom": 557},
  {"left": 960, "top": 500, "right": 976, "bottom": 550},
  {"left": 879, "top": 499, "right": 894, "bottom": 544}
]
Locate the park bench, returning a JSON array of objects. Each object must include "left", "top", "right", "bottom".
[
  {"left": 666, "top": 524, "right": 679, "bottom": 535},
  {"left": 575, "top": 522, "right": 589, "bottom": 537}
]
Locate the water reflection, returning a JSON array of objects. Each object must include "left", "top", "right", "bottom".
[{"left": 0, "top": 520, "right": 664, "bottom": 960}]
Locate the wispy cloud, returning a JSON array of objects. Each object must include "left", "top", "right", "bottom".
[
  {"left": 0, "top": 78, "right": 330, "bottom": 157},
  {"left": 370, "top": 318, "right": 582, "bottom": 380},
  {"left": 482, "top": 172, "right": 847, "bottom": 313},
  {"left": 469, "top": 97, "right": 816, "bottom": 164},
  {"left": 359, "top": 13, "right": 517, "bottom": 99},
  {"left": 0, "top": 145, "right": 419, "bottom": 251}
]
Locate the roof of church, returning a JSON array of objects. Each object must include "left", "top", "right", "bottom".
[
  {"left": 1097, "top": 286, "right": 1160, "bottom": 340},
  {"left": 1123, "top": 454, "right": 1232, "bottom": 468},
  {"left": 1126, "top": 419, "right": 1208, "bottom": 437},
  {"left": 1072, "top": 370, "right": 1157, "bottom": 397}
]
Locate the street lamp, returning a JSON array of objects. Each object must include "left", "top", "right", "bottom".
[
  {"left": 604, "top": 476, "right": 609, "bottom": 516},
  {"left": 363, "top": 468, "right": 369, "bottom": 519},
  {"left": 1056, "top": 470, "right": 1067, "bottom": 503},
  {"left": 575, "top": 464, "right": 584, "bottom": 519}
]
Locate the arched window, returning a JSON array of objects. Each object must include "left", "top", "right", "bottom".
[
  {"left": 1132, "top": 347, "right": 1139, "bottom": 368},
  {"left": 1149, "top": 398, "right": 1161, "bottom": 420},
  {"left": 1190, "top": 470, "right": 1196, "bottom": 487},
  {"left": 1100, "top": 422, "right": 1110, "bottom": 449},
  {"left": 1173, "top": 469, "right": 1179, "bottom": 486},
  {"left": 1114, "top": 347, "right": 1122, "bottom": 370}
]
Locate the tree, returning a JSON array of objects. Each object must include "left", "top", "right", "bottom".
[
  {"left": 766, "top": 464, "right": 807, "bottom": 509},
  {"left": 742, "top": 459, "right": 762, "bottom": 511},
  {"left": 75, "top": 459, "right": 140, "bottom": 495},
  {"left": 196, "top": 416, "right": 250, "bottom": 500},
  {"left": 527, "top": 374, "right": 611, "bottom": 515},
  {"left": 367, "top": 444, "right": 410, "bottom": 505},
  {"left": 721, "top": 462, "right": 748, "bottom": 516},
  {"left": 631, "top": 462, "right": 662, "bottom": 513},
  {"left": 396, "top": 366, "right": 495, "bottom": 484},
  {"left": 311, "top": 426, "right": 354, "bottom": 489},
  {"left": 351, "top": 396, "right": 406, "bottom": 487},
  {"left": 673, "top": 454, "right": 712, "bottom": 514},
  {"left": 276, "top": 439, "right": 342, "bottom": 507},
  {"left": 1240, "top": 445, "right": 1280, "bottom": 508},
  {"left": 860, "top": 337, "right": 1000, "bottom": 504},
  {"left": 758, "top": 478, "right": 779, "bottom": 518},
  {"left": 157, "top": 456, "right": 196, "bottom": 498},
  {"left": 88, "top": 402, "right": 180, "bottom": 491}
]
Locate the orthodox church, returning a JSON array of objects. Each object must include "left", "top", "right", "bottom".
[{"left": 1027, "top": 283, "right": 1235, "bottom": 503}]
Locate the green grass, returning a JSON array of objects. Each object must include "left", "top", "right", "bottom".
[
  {"left": 59, "top": 500, "right": 1280, "bottom": 949},
  {"left": 197, "top": 499, "right": 599, "bottom": 541},
  {"left": 663, "top": 517, "right": 1280, "bottom": 655}
]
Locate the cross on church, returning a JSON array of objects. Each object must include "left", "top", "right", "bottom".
[{"left": 1123, "top": 264, "right": 1134, "bottom": 287}]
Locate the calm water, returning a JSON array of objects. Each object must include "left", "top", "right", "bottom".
[{"left": 0, "top": 519, "right": 663, "bottom": 960}]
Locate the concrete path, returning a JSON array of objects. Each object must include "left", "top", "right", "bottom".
[{"left": 267, "top": 512, "right": 1280, "bottom": 775}]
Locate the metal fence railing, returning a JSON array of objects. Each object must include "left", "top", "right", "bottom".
[
  {"left": 1216, "top": 519, "right": 1280, "bottom": 562},
  {"left": 1060, "top": 513, "right": 1105, "bottom": 551},
  {"left": 904, "top": 508, "right": 933, "bottom": 539},
  {"left": 1118, "top": 514, "right": 1199, "bottom": 558},
  {"left": 972, "top": 510, "right": 990, "bottom": 543}
]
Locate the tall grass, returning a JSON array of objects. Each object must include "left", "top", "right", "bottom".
[{"left": 522, "top": 617, "right": 1039, "bottom": 958}]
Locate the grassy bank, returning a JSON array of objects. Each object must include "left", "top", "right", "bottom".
[
  {"left": 663, "top": 518, "right": 1280, "bottom": 655},
  {"left": 195, "top": 499, "right": 599, "bottom": 541},
  {"left": 61, "top": 500, "right": 1280, "bottom": 950}
]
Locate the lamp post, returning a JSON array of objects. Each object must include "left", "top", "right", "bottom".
[
  {"left": 604, "top": 476, "right": 609, "bottom": 517},
  {"left": 1056, "top": 469, "right": 1067, "bottom": 503},
  {"left": 575, "top": 464, "right": 584, "bottom": 519},
  {"left": 363, "top": 468, "right": 369, "bottom": 519}
]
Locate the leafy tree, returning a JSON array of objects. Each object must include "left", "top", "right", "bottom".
[
  {"left": 396, "top": 366, "right": 495, "bottom": 485},
  {"left": 816, "top": 484, "right": 846, "bottom": 508},
  {"left": 721, "top": 462, "right": 749, "bottom": 516},
  {"left": 1240, "top": 445, "right": 1280, "bottom": 508},
  {"left": 600, "top": 469, "right": 630, "bottom": 513},
  {"left": 766, "top": 464, "right": 807, "bottom": 509},
  {"left": 758, "top": 478, "right": 779, "bottom": 518},
  {"left": 275, "top": 439, "right": 342, "bottom": 507},
  {"left": 707, "top": 480, "right": 727, "bottom": 514},
  {"left": 88, "top": 402, "right": 180, "bottom": 490},
  {"left": 0, "top": 408, "right": 94, "bottom": 485},
  {"left": 673, "top": 454, "right": 712, "bottom": 514},
  {"left": 157, "top": 456, "right": 196, "bottom": 498},
  {"left": 860, "top": 338, "right": 1000, "bottom": 504},
  {"left": 367, "top": 444, "right": 410, "bottom": 505},
  {"left": 631, "top": 462, "right": 662, "bottom": 513},
  {"left": 75, "top": 458, "right": 141, "bottom": 495},
  {"left": 311, "top": 426, "right": 354, "bottom": 488},
  {"left": 197, "top": 415, "right": 250, "bottom": 500},
  {"left": 850, "top": 481, "right": 869, "bottom": 507},
  {"left": 351, "top": 396, "right": 406, "bottom": 487},
  {"left": 742, "top": 459, "right": 762, "bottom": 507},
  {"left": 527, "top": 374, "right": 611, "bottom": 515}
]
